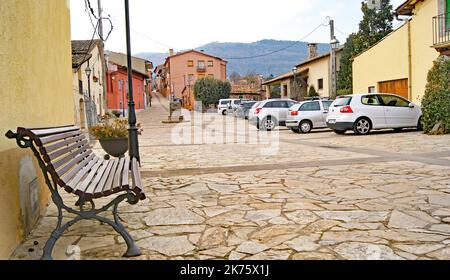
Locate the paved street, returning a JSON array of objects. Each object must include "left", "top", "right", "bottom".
[{"left": 12, "top": 94, "right": 450, "bottom": 260}]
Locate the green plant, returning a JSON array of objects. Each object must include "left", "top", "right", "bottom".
[
  {"left": 308, "top": 86, "right": 319, "bottom": 97},
  {"left": 194, "top": 77, "right": 231, "bottom": 107},
  {"left": 421, "top": 56, "right": 450, "bottom": 134},
  {"left": 338, "top": 0, "right": 394, "bottom": 91},
  {"left": 337, "top": 88, "right": 353, "bottom": 96},
  {"left": 90, "top": 117, "right": 129, "bottom": 139}
]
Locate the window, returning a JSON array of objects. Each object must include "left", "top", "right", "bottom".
[
  {"left": 368, "top": 86, "right": 376, "bottom": 93},
  {"left": 221, "top": 100, "right": 230, "bottom": 105},
  {"left": 300, "top": 102, "right": 321, "bottom": 111},
  {"left": 318, "top": 79, "right": 324, "bottom": 90},
  {"left": 286, "top": 101, "right": 297, "bottom": 108},
  {"left": 188, "top": 74, "right": 194, "bottom": 82},
  {"left": 333, "top": 96, "right": 352, "bottom": 107},
  {"left": 322, "top": 101, "right": 333, "bottom": 110},
  {"left": 198, "top": 74, "right": 205, "bottom": 79},
  {"left": 362, "top": 95, "right": 382, "bottom": 106},
  {"left": 208, "top": 60, "right": 214, "bottom": 67},
  {"left": 118, "top": 80, "right": 123, "bottom": 92},
  {"left": 187, "top": 60, "right": 194, "bottom": 67},
  {"left": 198, "top": 61, "right": 205, "bottom": 69},
  {"left": 208, "top": 74, "right": 214, "bottom": 78},
  {"left": 272, "top": 101, "right": 288, "bottom": 108},
  {"left": 379, "top": 95, "right": 409, "bottom": 107}
]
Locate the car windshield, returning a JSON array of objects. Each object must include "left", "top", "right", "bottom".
[
  {"left": 322, "top": 101, "right": 333, "bottom": 110},
  {"left": 333, "top": 97, "right": 352, "bottom": 107},
  {"left": 290, "top": 104, "right": 302, "bottom": 111},
  {"left": 244, "top": 102, "right": 257, "bottom": 109},
  {"left": 220, "top": 100, "right": 229, "bottom": 105}
]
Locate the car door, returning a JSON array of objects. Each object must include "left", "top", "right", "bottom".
[
  {"left": 379, "top": 95, "right": 415, "bottom": 127},
  {"left": 360, "top": 95, "right": 386, "bottom": 129},
  {"left": 321, "top": 101, "right": 333, "bottom": 127},
  {"left": 300, "top": 101, "right": 324, "bottom": 128}
]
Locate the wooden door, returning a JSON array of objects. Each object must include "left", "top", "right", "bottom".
[{"left": 378, "top": 79, "right": 409, "bottom": 100}]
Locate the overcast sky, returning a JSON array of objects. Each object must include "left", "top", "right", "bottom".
[{"left": 70, "top": 0, "right": 405, "bottom": 54}]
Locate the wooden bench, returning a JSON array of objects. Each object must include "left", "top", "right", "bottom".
[{"left": 6, "top": 125, "right": 146, "bottom": 260}]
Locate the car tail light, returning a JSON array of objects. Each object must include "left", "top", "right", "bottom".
[
  {"left": 291, "top": 111, "right": 298, "bottom": 116},
  {"left": 340, "top": 106, "right": 354, "bottom": 113},
  {"left": 256, "top": 108, "right": 262, "bottom": 115}
]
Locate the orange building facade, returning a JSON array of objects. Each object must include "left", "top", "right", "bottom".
[{"left": 160, "top": 50, "right": 227, "bottom": 109}]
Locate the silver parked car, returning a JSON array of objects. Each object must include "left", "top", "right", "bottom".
[
  {"left": 286, "top": 99, "right": 334, "bottom": 133},
  {"left": 249, "top": 99, "right": 298, "bottom": 131}
]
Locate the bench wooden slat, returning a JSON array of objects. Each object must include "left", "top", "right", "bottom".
[
  {"left": 60, "top": 153, "right": 95, "bottom": 187},
  {"left": 102, "top": 158, "right": 119, "bottom": 196},
  {"left": 53, "top": 148, "right": 91, "bottom": 172},
  {"left": 29, "top": 126, "right": 80, "bottom": 137},
  {"left": 39, "top": 130, "right": 82, "bottom": 146},
  {"left": 84, "top": 160, "right": 110, "bottom": 197},
  {"left": 45, "top": 140, "right": 88, "bottom": 162},
  {"left": 41, "top": 134, "right": 85, "bottom": 155},
  {"left": 74, "top": 159, "right": 104, "bottom": 196},
  {"left": 92, "top": 160, "right": 114, "bottom": 198},
  {"left": 65, "top": 156, "right": 99, "bottom": 192},
  {"left": 122, "top": 157, "right": 130, "bottom": 189},
  {"left": 113, "top": 157, "right": 126, "bottom": 192},
  {"left": 131, "top": 158, "right": 145, "bottom": 200}
]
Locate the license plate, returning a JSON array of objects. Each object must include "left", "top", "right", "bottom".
[{"left": 328, "top": 119, "right": 336, "bottom": 124}]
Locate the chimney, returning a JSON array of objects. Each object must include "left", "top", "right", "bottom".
[
  {"left": 308, "top": 43, "right": 318, "bottom": 60},
  {"left": 169, "top": 49, "right": 174, "bottom": 56}
]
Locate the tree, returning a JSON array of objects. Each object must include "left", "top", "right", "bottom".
[
  {"left": 421, "top": 57, "right": 450, "bottom": 134},
  {"left": 337, "top": 0, "right": 394, "bottom": 92},
  {"left": 308, "top": 86, "right": 319, "bottom": 97},
  {"left": 194, "top": 77, "right": 231, "bottom": 109}
]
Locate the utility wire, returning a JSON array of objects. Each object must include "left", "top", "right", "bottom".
[
  {"left": 108, "top": 14, "right": 175, "bottom": 50},
  {"left": 224, "top": 23, "right": 325, "bottom": 60},
  {"left": 84, "top": 0, "right": 114, "bottom": 42}
]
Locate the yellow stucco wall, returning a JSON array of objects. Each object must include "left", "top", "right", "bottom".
[
  {"left": 353, "top": 23, "right": 410, "bottom": 94},
  {"left": 0, "top": 0, "right": 74, "bottom": 259},
  {"left": 353, "top": 0, "right": 440, "bottom": 104},
  {"left": 409, "top": 0, "right": 440, "bottom": 103},
  {"left": 299, "top": 56, "right": 331, "bottom": 97}
]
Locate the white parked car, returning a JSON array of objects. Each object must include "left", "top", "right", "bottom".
[
  {"left": 249, "top": 99, "right": 297, "bottom": 131},
  {"left": 326, "top": 93, "right": 422, "bottom": 135},
  {"left": 217, "top": 99, "right": 241, "bottom": 115},
  {"left": 286, "top": 99, "right": 334, "bottom": 133}
]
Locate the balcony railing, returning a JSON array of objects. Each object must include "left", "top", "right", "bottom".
[
  {"left": 197, "top": 66, "right": 207, "bottom": 73},
  {"left": 433, "top": 12, "right": 450, "bottom": 47}
]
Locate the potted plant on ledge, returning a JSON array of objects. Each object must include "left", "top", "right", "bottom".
[{"left": 90, "top": 115, "right": 131, "bottom": 158}]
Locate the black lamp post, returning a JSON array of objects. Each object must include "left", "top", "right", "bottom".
[
  {"left": 85, "top": 64, "right": 92, "bottom": 99},
  {"left": 124, "top": 0, "right": 140, "bottom": 162},
  {"left": 292, "top": 67, "right": 298, "bottom": 101}
]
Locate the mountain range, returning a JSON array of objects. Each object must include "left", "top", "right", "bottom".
[{"left": 135, "top": 39, "right": 330, "bottom": 77}]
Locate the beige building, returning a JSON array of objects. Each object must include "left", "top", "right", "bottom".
[
  {"left": 263, "top": 44, "right": 342, "bottom": 100},
  {"left": 0, "top": 0, "right": 74, "bottom": 259},
  {"left": 72, "top": 40, "right": 106, "bottom": 129},
  {"left": 353, "top": 0, "right": 448, "bottom": 104}
]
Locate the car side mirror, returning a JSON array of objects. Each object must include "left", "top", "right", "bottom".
[{"left": 409, "top": 103, "right": 415, "bottom": 108}]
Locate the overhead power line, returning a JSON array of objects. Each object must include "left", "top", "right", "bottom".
[{"left": 224, "top": 23, "right": 326, "bottom": 60}]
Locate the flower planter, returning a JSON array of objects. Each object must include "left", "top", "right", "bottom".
[{"left": 99, "top": 138, "right": 128, "bottom": 158}]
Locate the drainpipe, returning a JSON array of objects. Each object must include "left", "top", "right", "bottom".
[{"left": 407, "top": 19, "right": 413, "bottom": 101}]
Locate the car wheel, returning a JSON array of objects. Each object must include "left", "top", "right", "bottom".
[
  {"left": 299, "top": 120, "right": 313, "bottom": 134},
  {"left": 417, "top": 117, "right": 423, "bottom": 131},
  {"left": 222, "top": 110, "right": 227, "bottom": 116},
  {"left": 334, "top": 130, "right": 347, "bottom": 135},
  {"left": 353, "top": 118, "right": 371, "bottom": 135},
  {"left": 261, "top": 117, "right": 277, "bottom": 131}
]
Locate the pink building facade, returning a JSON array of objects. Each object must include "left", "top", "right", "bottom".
[{"left": 162, "top": 50, "right": 227, "bottom": 110}]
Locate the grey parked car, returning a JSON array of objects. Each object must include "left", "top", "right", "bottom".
[
  {"left": 234, "top": 101, "right": 258, "bottom": 119},
  {"left": 286, "top": 99, "right": 334, "bottom": 133}
]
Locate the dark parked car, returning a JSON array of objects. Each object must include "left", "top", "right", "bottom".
[{"left": 234, "top": 101, "right": 257, "bottom": 119}]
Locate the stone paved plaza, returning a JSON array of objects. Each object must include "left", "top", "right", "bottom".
[{"left": 12, "top": 94, "right": 450, "bottom": 260}]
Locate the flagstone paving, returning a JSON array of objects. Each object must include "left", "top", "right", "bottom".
[{"left": 11, "top": 94, "right": 450, "bottom": 260}]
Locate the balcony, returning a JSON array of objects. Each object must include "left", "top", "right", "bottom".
[
  {"left": 433, "top": 12, "right": 450, "bottom": 55},
  {"left": 197, "top": 66, "right": 207, "bottom": 73}
]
